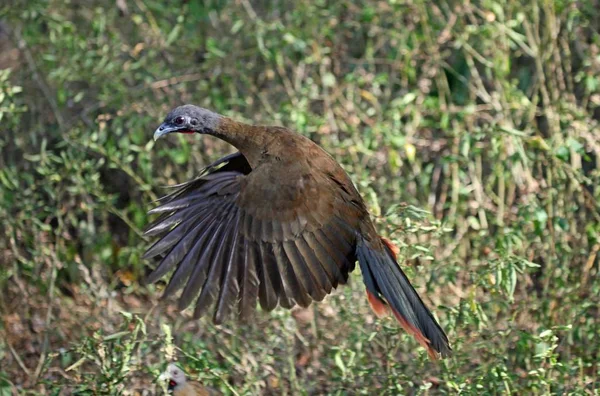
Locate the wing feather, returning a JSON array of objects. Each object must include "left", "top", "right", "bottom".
[
  {"left": 238, "top": 236, "right": 260, "bottom": 320},
  {"left": 144, "top": 153, "right": 358, "bottom": 323},
  {"left": 283, "top": 241, "right": 328, "bottom": 300},
  {"left": 193, "top": 206, "right": 239, "bottom": 319},
  {"left": 177, "top": 202, "right": 235, "bottom": 310},
  {"left": 214, "top": 220, "right": 242, "bottom": 323},
  {"left": 273, "top": 242, "right": 311, "bottom": 307},
  {"left": 161, "top": 212, "right": 223, "bottom": 298}
]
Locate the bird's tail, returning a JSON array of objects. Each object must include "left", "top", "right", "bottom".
[{"left": 356, "top": 236, "right": 452, "bottom": 359}]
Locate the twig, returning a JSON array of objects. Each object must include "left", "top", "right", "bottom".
[
  {"left": 12, "top": 27, "right": 64, "bottom": 128},
  {"left": 240, "top": 0, "right": 258, "bottom": 20},
  {"left": 132, "top": 0, "right": 162, "bottom": 41},
  {"left": 6, "top": 339, "right": 31, "bottom": 377},
  {"left": 581, "top": 244, "right": 599, "bottom": 287},
  {"left": 32, "top": 251, "right": 59, "bottom": 382},
  {"left": 150, "top": 73, "right": 204, "bottom": 89},
  {"left": 107, "top": 205, "right": 148, "bottom": 240}
]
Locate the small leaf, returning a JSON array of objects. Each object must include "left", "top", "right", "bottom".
[
  {"left": 404, "top": 143, "right": 416, "bottom": 163},
  {"left": 334, "top": 351, "right": 346, "bottom": 375},
  {"left": 322, "top": 72, "right": 336, "bottom": 87},
  {"left": 555, "top": 145, "right": 570, "bottom": 162},
  {"left": 539, "top": 329, "right": 553, "bottom": 338}
]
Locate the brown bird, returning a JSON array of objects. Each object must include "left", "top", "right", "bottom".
[
  {"left": 146, "top": 105, "right": 451, "bottom": 359},
  {"left": 166, "top": 363, "right": 216, "bottom": 396}
]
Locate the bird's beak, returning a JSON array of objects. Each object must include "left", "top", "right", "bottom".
[
  {"left": 167, "top": 379, "right": 177, "bottom": 391},
  {"left": 153, "top": 123, "right": 185, "bottom": 141}
]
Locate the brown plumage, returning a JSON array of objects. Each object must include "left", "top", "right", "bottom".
[{"left": 146, "top": 105, "right": 452, "bottom": 358}]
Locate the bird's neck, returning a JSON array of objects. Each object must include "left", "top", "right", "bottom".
[{"left": 211, "top": 117, "right": 270, "bottom": 168}]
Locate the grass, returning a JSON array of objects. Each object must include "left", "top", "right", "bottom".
[{"left": 1, "top": 0, "right": 599, "bottom": 394}]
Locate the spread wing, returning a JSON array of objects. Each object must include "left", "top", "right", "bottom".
[{"left": 143, "top": 152, "right": 358, "bottom": 324}]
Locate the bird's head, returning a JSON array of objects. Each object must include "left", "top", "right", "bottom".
[
  {"left": 166, "top": 363, "right": 187, "bottom": 391},
  {"left": 154, "top": 105, "right": 221, "bottom": 141}
]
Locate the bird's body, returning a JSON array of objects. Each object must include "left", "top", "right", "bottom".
[
  {"left": 147, "top": 105, "right": 451, "bottom": 358},
  {"left": 166, "top": 364, "right": 216, "bottom": 396},
  {"left": 171, "top": 381, "right": 212, "bottom": 396}
]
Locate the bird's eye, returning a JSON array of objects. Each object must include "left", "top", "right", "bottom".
[
  {"left": 174, "top": 116, "right": 185, "bottom": 125},
  {"left": 190, "top": 118, "right": 198, "bottom": 126}
]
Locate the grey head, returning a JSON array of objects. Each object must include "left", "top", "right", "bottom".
[
  {"left": 154, "top": 105, "right": 221, "bottom": 141},
  {"left": 167, "top": 363, "right": 187, "bottom": 391}
]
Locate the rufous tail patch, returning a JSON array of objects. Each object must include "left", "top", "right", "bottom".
[
  {"left": 390, "top": 308, "right": 437, "bottom": 360},
  {"left": 381, "top": 237, "right": 400, "bottom": 260},
  {"left": 366, "top": 290, "right": 389, "bottom": 318}
]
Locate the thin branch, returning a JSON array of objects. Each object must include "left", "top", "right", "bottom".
[{"left": 12, "top": 27, "right": 65, "bottom": 128}]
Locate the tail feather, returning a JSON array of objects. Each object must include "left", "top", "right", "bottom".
[
  {"left": 366, "top": 289, "right": 435, "bottom": 359},
  {"left": 390, "top": 306, "right": 438, "bottom": 360},
  {"left": 366, "top": 290, "right": 389, "bottom": 318},
  {"left": 357, "top": 237, "right": 451, "bottom": 359},
  {"left": 380, "top": 237, "right": 400, "bottom": 259}
]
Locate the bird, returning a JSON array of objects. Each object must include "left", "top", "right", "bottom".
[
  {"left": 145, "top": 104, "right": 452, "bottom": 359},
  {"left": 166, "top": 363, "right": 217, "bottom": 396}
]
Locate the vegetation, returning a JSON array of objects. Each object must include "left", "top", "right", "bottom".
[{"left": 1, "top": 0, "right": 599, "bottom": 394}]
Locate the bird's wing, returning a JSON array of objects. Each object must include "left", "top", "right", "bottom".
[{"left": 144, "top": 153, "right": 358, "bottom": 323}]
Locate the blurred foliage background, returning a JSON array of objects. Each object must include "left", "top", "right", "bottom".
[{"left": 1, "top": 0, "right": 599, "bottom": 394}]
